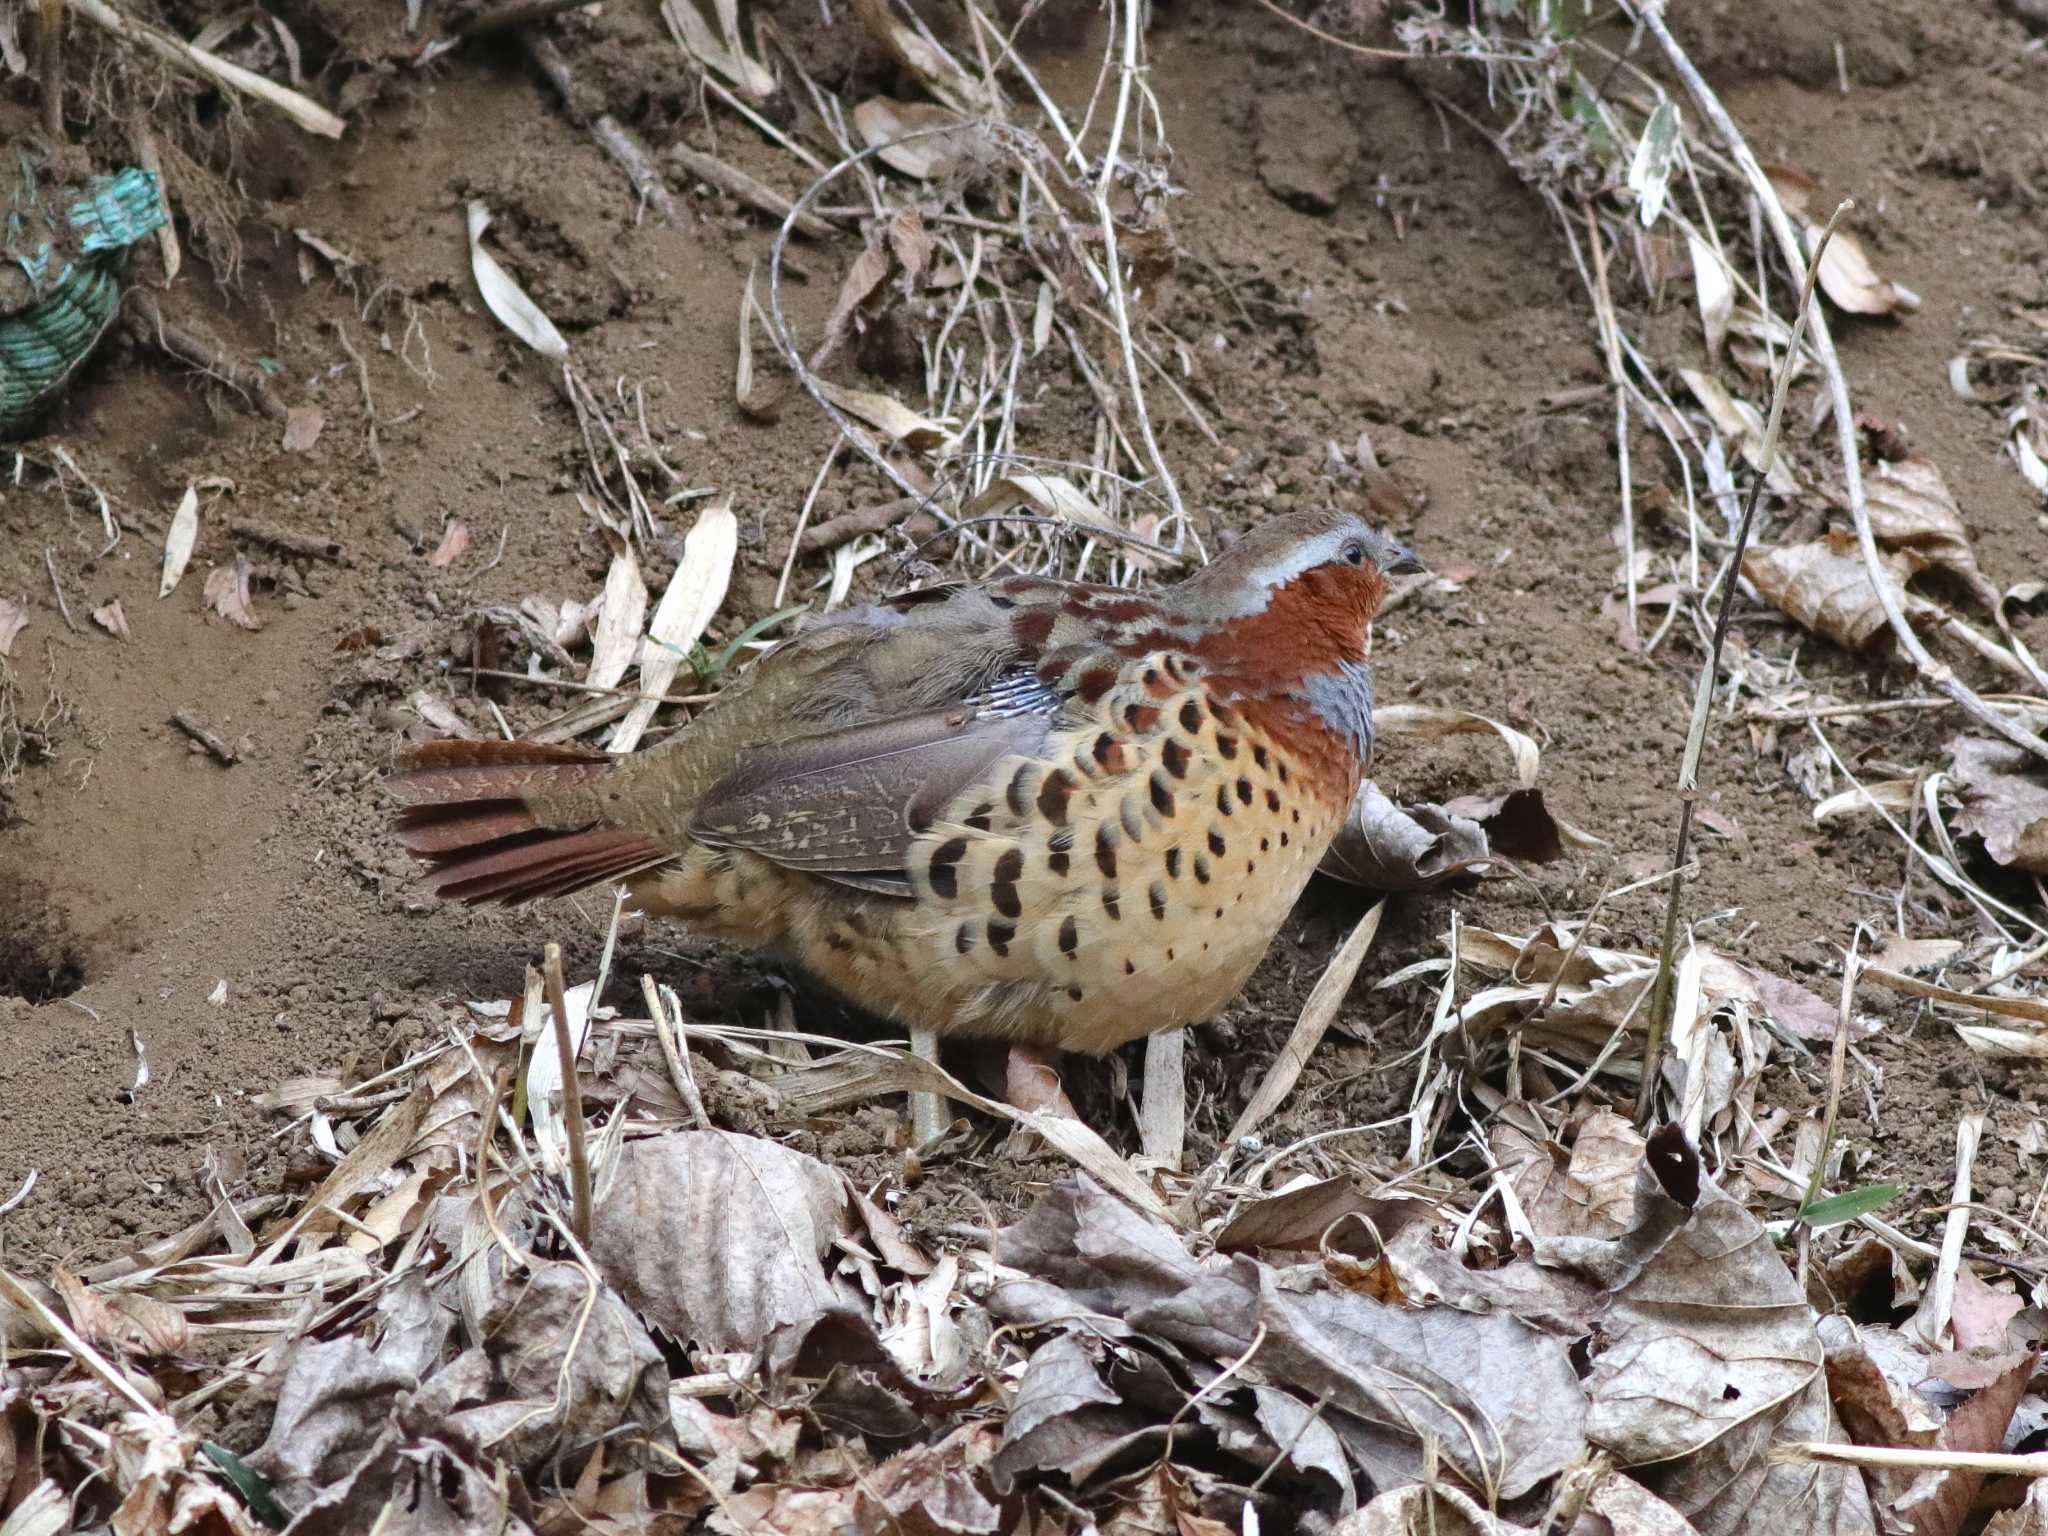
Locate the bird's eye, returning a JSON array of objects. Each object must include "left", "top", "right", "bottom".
[{"left": 1341, "top": 540, "right": 1367, "bottom": 566}]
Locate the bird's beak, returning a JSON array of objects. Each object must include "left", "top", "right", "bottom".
[{"left": 1384, "top": 543, "right": 1426, "bottom": 576}]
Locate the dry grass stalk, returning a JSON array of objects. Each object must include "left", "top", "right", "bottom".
[
  {"left": 1634, "top": 203, "right": 1849, "bottom": 1129},
  {"left": 542, "top": 942, "right": 594, "bottom": 1243}
]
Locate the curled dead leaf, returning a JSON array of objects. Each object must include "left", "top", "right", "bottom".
[
  {"left": 1742, "top": 530, "right": 1928, "bottom": 651},
  {"left": 1863, "top": 457, "right": 1997, "bottom": 609},
  {"left": 1319, "top": 782, "right": 1491, "bottom": 890},
  {"left": 0, "top": 596, "right": 27, "bottom": 657},
  {"left": 91, "top": 599, "right": 130, "bottom": 640},
  {"left": 1807, "top": 221, "right": 1920, "bottom": 317},
  {"left": 427, "top": 520, "right": 471, "bottom": 568},
  {"left": 1950, "top": 735, "right": 2048, "bottom": 874},
  {"left": 852, "top": 97, "right": 977, "bottom": 180},
  {"left": 204, "top": 557, "right": 263, "bottom": 631}
]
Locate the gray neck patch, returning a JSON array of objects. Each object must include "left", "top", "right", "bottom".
[{"left": 1295, "top": 659, "right": 1375, "bottom": 761}]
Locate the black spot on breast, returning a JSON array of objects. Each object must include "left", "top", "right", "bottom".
[
  {"left": 1260, "top": 837, "right": 1271, "bottom": 852},
  {"left": 1007, "top": 765, "right": 1034, "bottom": 817},
  {"left": 1266, "top": 788, "right": 1282, "bottom": 813},
  {"left": 1126, "top": 703, "right": 1161, "bottom": 732},
  {"left": 1277, "top": 761, "right": 1290, "bottom": 784},
  {"left": 1124, "top": 959, "right": 1136, "bottom": 975},
  {"left": 1149, "top": 881, "right": 1167, "bottom": 920},
  {"left": 965, "top": 802, "right": 994, "bottom": 832},
  {"left": 1059, "top": 915, "right": 1079, "bottom": 956},
  {"left": 988, "top": 921, "right": 1016, "bottom": 956},
  {"left": 1216, "top": 785, "right": 1234, "bottom": 817},
  {"left": 1037, "top": 770, "right": 1076, "bottom": 824},
  {"left": 1165, "top": 847, "right": 1181, "bottom": 879},
  {"left": 1095, "top": 824, "right": 1119, "bottom": 879},
  {"left": 1215, "top": 733, "right": 1239, "bottom": 760},
  {"left": 955, "top": 923, "right": 975, "bottom": 954},
  {"left": 1067, "top": 984, "right": 1084, "bottom": 1002},
  {"left": 1161, "top": 738, "right": 1192, "bottom": 779},
  {"left": 1142, "top": 667, "right": 1160, "bottom": 690},
  {"left": 908, "top": 801, "right": 935, "bottom": 835},
  {"left": 1149, "top": 771, "right": 1175, "bottom": 817},
  {"left": 1236, "top": 778, "right": 1253, "bottom": 804},
  {"left": 1246, "top": 860, "right": 1256, "bottom": 875},
  {"left": 1291, "top": 807, "right": 1301, "bottom": 824},
  {"left": 1215, "top": 907, "right": 1224, "bottom": 919},
  {"left": 1048, "top": 826, "right": 1073, "bottom": 878},
  {"left": 1252, "top": 743, "right": 1270, "bottom": 769},
  {"left": 1208, "top": 829, "right": 1227, "bottom": 857},
  {"left": 1194, "top": 853, "right": 1212, "bottom": 883},
  {"left": 1280, "top": 830, "right": 1290, "bottom": 847},
  {"left": 990, "top": 849, "right": 1025, "bottom": 917},
  {"left": 929, "top": 837, "right": 968, "bottom": 898},
  {"left": 1092, "top": 732, "right": 1124, "bottom": 772},
  {"left": 1179, "top": 699, "right": 1202, "bottom": 733},
  {"left": 1102, "top": 889, "right": 1121, "bottom": 920}
]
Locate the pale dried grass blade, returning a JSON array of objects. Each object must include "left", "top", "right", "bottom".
[
  {"left": 586, "top": 545, "right": 649, "bottom": 692},
  {"left": 159, "top": 484, "right": 198, "bottom": 597},
  {"left": 466, "top": 201, "right": 569, "bottom": 361},
  {"left": 1225, "top": 901, "right": 1385, "bottom": 1147},
  {"left": 609, "top": 497, "right": 738, "bottom": 753},
  {"left": 1687, "top": 232, "right": 1732, "bottom": 360},
  {"left": 0, "top": 597, "right": 27, "bottom": 656}
]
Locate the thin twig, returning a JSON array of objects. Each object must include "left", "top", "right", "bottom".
[
  {"left": 1634, "top": 202, "right": 1848, "bottom": 1132},
  {"left": 230, "top": 521, "right": 345, "bottom": 563},
  {"left": 41, "top": 548, "right": 76, "bottom": 633},
  {"left": 124, "top": 292, "right": 287, "bottom": 420},
  {"left": 171, "top": 710, "right": 237, "bottom": 765},
  {"left": 542, "top": 942, "right": 593, "bottom": 1243},
  {"left": 38, "top": 0, "right": 64, "bottom": 139}
]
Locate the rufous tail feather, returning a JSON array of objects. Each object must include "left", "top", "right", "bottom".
[{"left": 387, "top": 740, "right": 672, "bottom": 905}]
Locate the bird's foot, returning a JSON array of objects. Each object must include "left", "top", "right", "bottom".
[{"left": 1004, "top": 1042, "right": 1079, "bottom": 1120}]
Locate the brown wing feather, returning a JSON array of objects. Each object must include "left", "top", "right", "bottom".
[{"left": 688, "top": 706, "right": 1049, "bottom": 877}]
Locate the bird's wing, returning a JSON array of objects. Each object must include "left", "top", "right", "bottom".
[{"left": 685, "top": 689, "right": 1057, "bottom": 887}]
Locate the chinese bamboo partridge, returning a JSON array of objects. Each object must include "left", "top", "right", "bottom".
[{"left": 390, "top": 507, "right": 1419, "bottom": 1064}]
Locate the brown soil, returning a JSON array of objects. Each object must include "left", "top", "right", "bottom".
[{"left": 2, "top": 0, "right": 2045, "bottom": 1267}]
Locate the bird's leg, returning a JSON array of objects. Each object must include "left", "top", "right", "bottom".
[{"left": 1005, "top": 1042, "right": 1079, "bottom": 1120}]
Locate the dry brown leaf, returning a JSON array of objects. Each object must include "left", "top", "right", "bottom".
[
  {"left": 1864, "top": 457, "right": 1997, "bottom": 608},
  {"left": 589, "top": 1130, "right": 854, "bottom": 1354},
  {"left": 282, "top": 405, "right": 325, "bottom": 452},
  {"left": 1742, "top": 530, "right": 1928, "bottom": 650},
  {"left": 815, "top": 239, "right": 893, "bottom": 367},
  {"left": 962, "top": 473, "right": 1120, "bottom": 541},
  {"left": 51, "top": 1267, "right": 188, "bottom": 1357},
  {"left": 427, "top": 520, "right": 471, "bottom": 568},
  {"left": 91, "top": 599, "right": 130, "bottom": 640},
  {"left": 203, "top": 557, "right": 263, "bottom": 631},
  {"left": 814, "top": 378, "right": 951, "bottom": 450},
  {"left": 1807, "top": 221, "right": 1920, "bottom": 317},
  {"left": 0, "top": 596, "right": 27, "bottom": 657},
  {"left": 852, "top": 97, "right": 976, "bottom": 180},
  {"left": 888, "top": 206, "right": 931, "bottom": 284},
  {"left": 1320, "top": 782, "right": 1492, "bottom": 890},
  {"left": 1951, "top": 735, "right": 2048, "bottom": 874}
]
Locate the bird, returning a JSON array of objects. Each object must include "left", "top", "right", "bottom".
[
  {"left": 1, "top": 161, "right": 167, "bottom": 438},
  {"left": 389, "top": 506, "right": 1421, "bottom": 1102}
]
